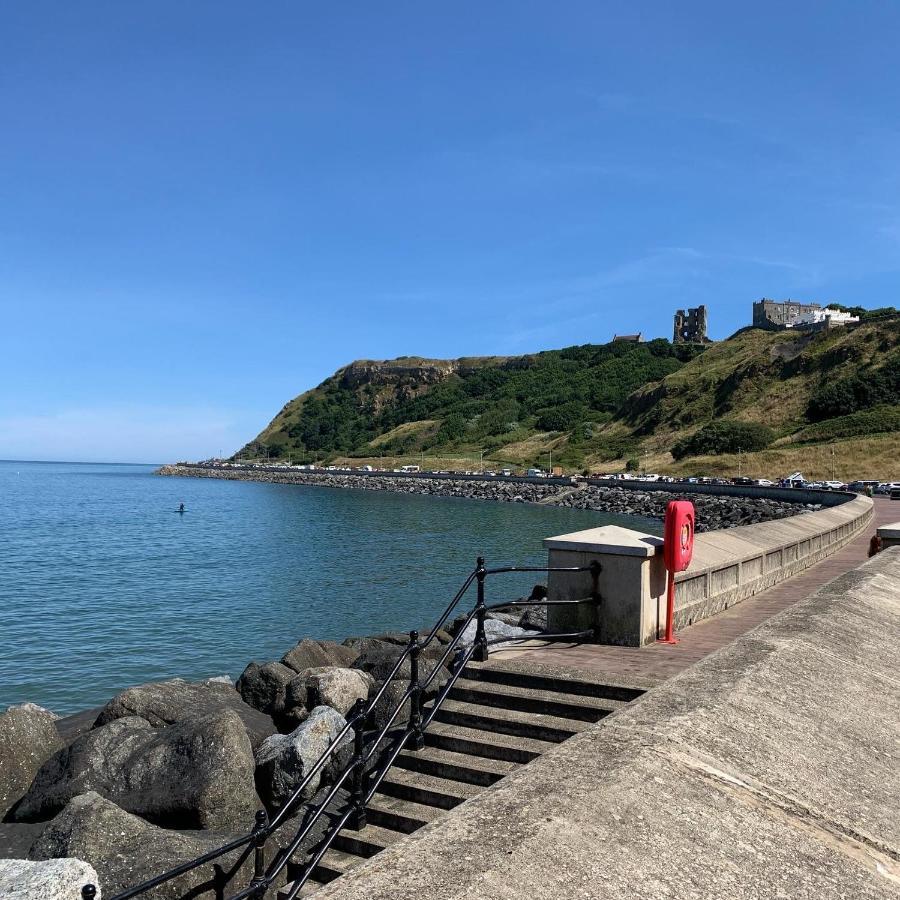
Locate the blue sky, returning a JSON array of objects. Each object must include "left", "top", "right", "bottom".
[{"left": 1, "top": 2, "right": 898, "bottom": 462}]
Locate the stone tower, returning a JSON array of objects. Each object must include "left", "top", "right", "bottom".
[{"left": 673, "top": 305, "right": 711, "bottom": 343}]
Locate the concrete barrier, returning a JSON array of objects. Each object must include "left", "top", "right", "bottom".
[
  {"left": 312, "top": 548, "right": 900, "bottom": 900},
  {"left": 877, "top": 520, "right": 900, "bottom": 549},
  {"left": 545, "top": 493, "right": 873, "bottom": 645}
]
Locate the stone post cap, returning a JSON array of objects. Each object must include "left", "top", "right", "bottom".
[
  {"left": 544, "top": 525, "right": 664, "bottom": 557},
  {"left": 876, "top": 522, "right": 900, "bottom": 540}
]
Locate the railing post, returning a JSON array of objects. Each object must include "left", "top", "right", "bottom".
[
  {"left": 248, "top": 808, "right": 269, "bottom": 897},
  {"left": 474, "top": 556, "right": 488, "bottom": 662},
  {"left": 349, "top": 698, "right": 368, "bottom": 831},
  {"left": 81, "top": 887, "right": 96, "bottom": 900},
  {"left": 589, "top": 560, "right": 603, "bottom": 643},
  {"left": 407, "top": 630, "right": 425, "bottom": 751}
]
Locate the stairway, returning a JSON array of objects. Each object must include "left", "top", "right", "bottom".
[{"left": 280, "top": 662, "right": 645, "bottom": 897}]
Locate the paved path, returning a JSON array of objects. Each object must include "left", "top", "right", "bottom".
[{"left": 494, "top": 497, "right": 896, "bottom": 686}]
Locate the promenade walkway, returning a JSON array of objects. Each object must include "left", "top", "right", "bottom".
[{"left": 494, "top": 496, "right": 896, "bottom": 686}]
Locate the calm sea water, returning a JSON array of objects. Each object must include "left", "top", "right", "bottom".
[{"left": 0, "top": 460, "right": 660, "bottom": 715}]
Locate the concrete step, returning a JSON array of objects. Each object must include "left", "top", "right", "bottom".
[
  {"left": 278, "top": 879, "right": 322, "bottom": 898},
  {"left": 424, "top": 720, "right": 554, "bottom": 763},
  {"left": 310, "top": 846, "right": 367, "bottom": 883},
  {"left": 332, "top": 821, "right": 405, "bottom": 858},
  {"left": 376, "top": 765, "right": 483, "bottom": 810},
  {"left": 366, "top": 792, "right": 446, "bottom": 833},
  {"left": 393, "top": 744, "right": 517, "bottom": 787},
  {"left": 463, "top": 662, "right": 645, "bottom": 703},
  {"left": 432, "top": 698, "right": 588, "bottom": 743},
  {"left": 448, "top": 677, "right": 622, "bottom": 722}
]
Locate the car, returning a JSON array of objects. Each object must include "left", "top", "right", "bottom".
[
  {"left": 892, "top": 487, "right": 900, "bottom": 501},
  {"left": 822, "top": 480, "right": 845, "bottom": 490},
  {"left": 753, "top": 478, "right": 774, "bottom": 487}
]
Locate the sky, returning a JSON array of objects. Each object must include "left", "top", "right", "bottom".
[{"left": 1, "top": 2, "right": 898, "bottom": 463}]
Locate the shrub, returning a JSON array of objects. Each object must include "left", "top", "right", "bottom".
[
  {"left": 807, "top": 354, "right": 900, "bottom": 421},
  {"left": 794, "top": 405, "right": 900, "bottom": 443},
  {"left": 671, "top": 421, "right": 775, "bottom": 460}
]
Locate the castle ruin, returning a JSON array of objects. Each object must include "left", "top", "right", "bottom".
[{"left": 673, "top": 305, "right": 712, "bottom": 343}]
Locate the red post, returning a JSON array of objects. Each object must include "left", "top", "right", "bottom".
[{"left": 660, "top": 570, "right": 678, "bottom": 644}]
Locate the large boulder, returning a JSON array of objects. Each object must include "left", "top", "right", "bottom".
[
  {"left": 29, "top": 792, "right": 277, "bottom": 900},
  {"left": 366, "top": 679, "right": 411, "bottom": 734},
  {"left": 0, "top": 856, "right": 101, "bottom": 900},
  {"left": 278, "top": 677, "right": 310, "bottom": 732},
  {"left": 236, "top": 661, "right": 296, "bottom": 717},
  {"left": 0, "top": 703, "right": 63, "bottom": 819},
  {"left": 281, "top": 639, "right": 356, "bottom": 674},
  {"left": 14, "top": 711, "right": 261, "bottom": 831},
  {"left": 255, "top": 707, "right": 351, "bottom": 813},
  {"left": 353, "top": 645, "right": 450, "bottom": 696},
  {"left": 303, "top": 667, "right": 373, "bottom": 716},
  {"left": 458, "top": 618, "right": 540, "bottom": 647},
  {"left": 93, "top": 678, "right": 275, "bottom": 751}
]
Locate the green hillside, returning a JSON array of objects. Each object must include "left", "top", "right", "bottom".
[{"left": 237, "top": 310, "right": 900, "bottom": 478}]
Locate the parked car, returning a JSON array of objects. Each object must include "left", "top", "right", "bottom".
[{"left": 822, "top": 480, "right": 845, "bottom": 490}]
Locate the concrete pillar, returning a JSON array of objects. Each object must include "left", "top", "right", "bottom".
[{"left": 544, "top": 525, "right": 666, "bottom": 647}]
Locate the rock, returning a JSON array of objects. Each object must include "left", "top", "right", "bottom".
[
  {"left": 93, "top": 679, "right": 275, "bottom": 752},
  {"left": 14, "top": 711, "right": 261, "bottom": 831},
  {"left": 0, "top": 822, "right": 45, "bottom": 858},
  {"left": 281, "top": 639, "right": 356, "bottom": 674},
  {"left": 255, "top": 707, "right": 351, "bottom": 813},
  {"left": 353, "top": 646, "right": 450, "bottom": 696},
  {"left": 519, "top": 605, "right": 548, "bottom": 631},
  {"left": 304, "top": 667, "right": 373, "bottom": 716},
  {"left": 277, "top": 677, "right": 310, "bottom": 732},
  {"left": 0, "top": 856, "right": 101, "bottom": 899},
  {"left": 486, "top": 610, "right": 524, "bottom": 627},
  {"left": 29, "top": 792, "right": 276, "bottom": 900},
  {"left": 366, "top": 679, "right": 411, "bottom": 733},
  {"left": 0, "top": 703, "right": 63, "bottom": 819},
  {"left": 458, "top": 618, "right": 540, "bottom": 647},
  {"left": 236, "top": 661, "right": 296, "bottom": 717},
  {"left": 340, "top": 636, "right": 393, "bottom": 657}
]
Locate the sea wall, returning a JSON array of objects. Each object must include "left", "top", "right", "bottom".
[
  {"left": 671, "top": 491, "right": 872, "bottom": 628},
  {"left": 545, "top": 493, "right": 873, "bottom": 643},
  {"left": 309, "top": 548, "right": 900, "bottom": 900},
  {"left": 157, "top": 465, "right": 824, "bottom": 533}
]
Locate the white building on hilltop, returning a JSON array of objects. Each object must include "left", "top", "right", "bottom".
[{"left": 786, "top": 307, "right": 860, "bottom": 329}]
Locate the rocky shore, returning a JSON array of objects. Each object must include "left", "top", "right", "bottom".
[
  {"left": 0, "top": 611, "right": 540, "bottom": 897},
  {"left": 157, "top": 465, "right": 822, "bottom": 532}
]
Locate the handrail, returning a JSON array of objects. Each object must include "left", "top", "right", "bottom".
[{"left": 81, "top": 556, "right": 601, "bottom": 900}]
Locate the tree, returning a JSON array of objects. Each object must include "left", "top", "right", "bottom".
[{"left": 671, "top": 421, "right": 775, "bottom": 460}]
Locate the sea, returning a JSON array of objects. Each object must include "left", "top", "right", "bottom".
[{"left": 0, "top": 460, "right": 660, "bottom": 715}]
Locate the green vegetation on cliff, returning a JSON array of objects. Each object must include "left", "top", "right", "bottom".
[{"left": 238, "top": 309, "right": 900, "bottom": 475}]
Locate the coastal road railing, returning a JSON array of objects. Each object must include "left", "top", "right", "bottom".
[{"left": 80, "top": 558, "right": 601, "bottom": 900}]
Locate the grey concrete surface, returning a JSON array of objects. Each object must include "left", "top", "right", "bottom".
[{"left": 311, "top": 548, "right": 900, "bottom": 900}]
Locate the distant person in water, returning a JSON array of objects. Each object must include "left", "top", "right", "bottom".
[{"left": 179, "top": 502, "right": 185, "bottom": 513}]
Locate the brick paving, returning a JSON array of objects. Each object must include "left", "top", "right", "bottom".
[{"left": 493, "top": 497, "right": 896, "bottom": 686}]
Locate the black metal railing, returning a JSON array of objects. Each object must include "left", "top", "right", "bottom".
[{"left": 81, "top": 557, "right": 601, "bottom": 899}]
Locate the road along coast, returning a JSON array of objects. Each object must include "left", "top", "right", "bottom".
[{"left": 157, "top": 464, "right": 822, "bottom": 532}]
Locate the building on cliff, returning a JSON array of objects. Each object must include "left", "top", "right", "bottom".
[
  {"left": 672, "top": 305, "right": 712, "bottom": 344},
  {"left": 752, "top": 298, "right": 821, "bottom": 330}
]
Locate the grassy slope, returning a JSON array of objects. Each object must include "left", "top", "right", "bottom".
[{"left": 239, "top": 317, "right": 900, "bottom": 479}]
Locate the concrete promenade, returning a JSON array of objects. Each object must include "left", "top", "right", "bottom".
[
  {"left": 314, "top": 541, "right": 900, "bottom": 900},
  {"left": 493, "top": 496, "right": 896, "bottom": 686}
]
